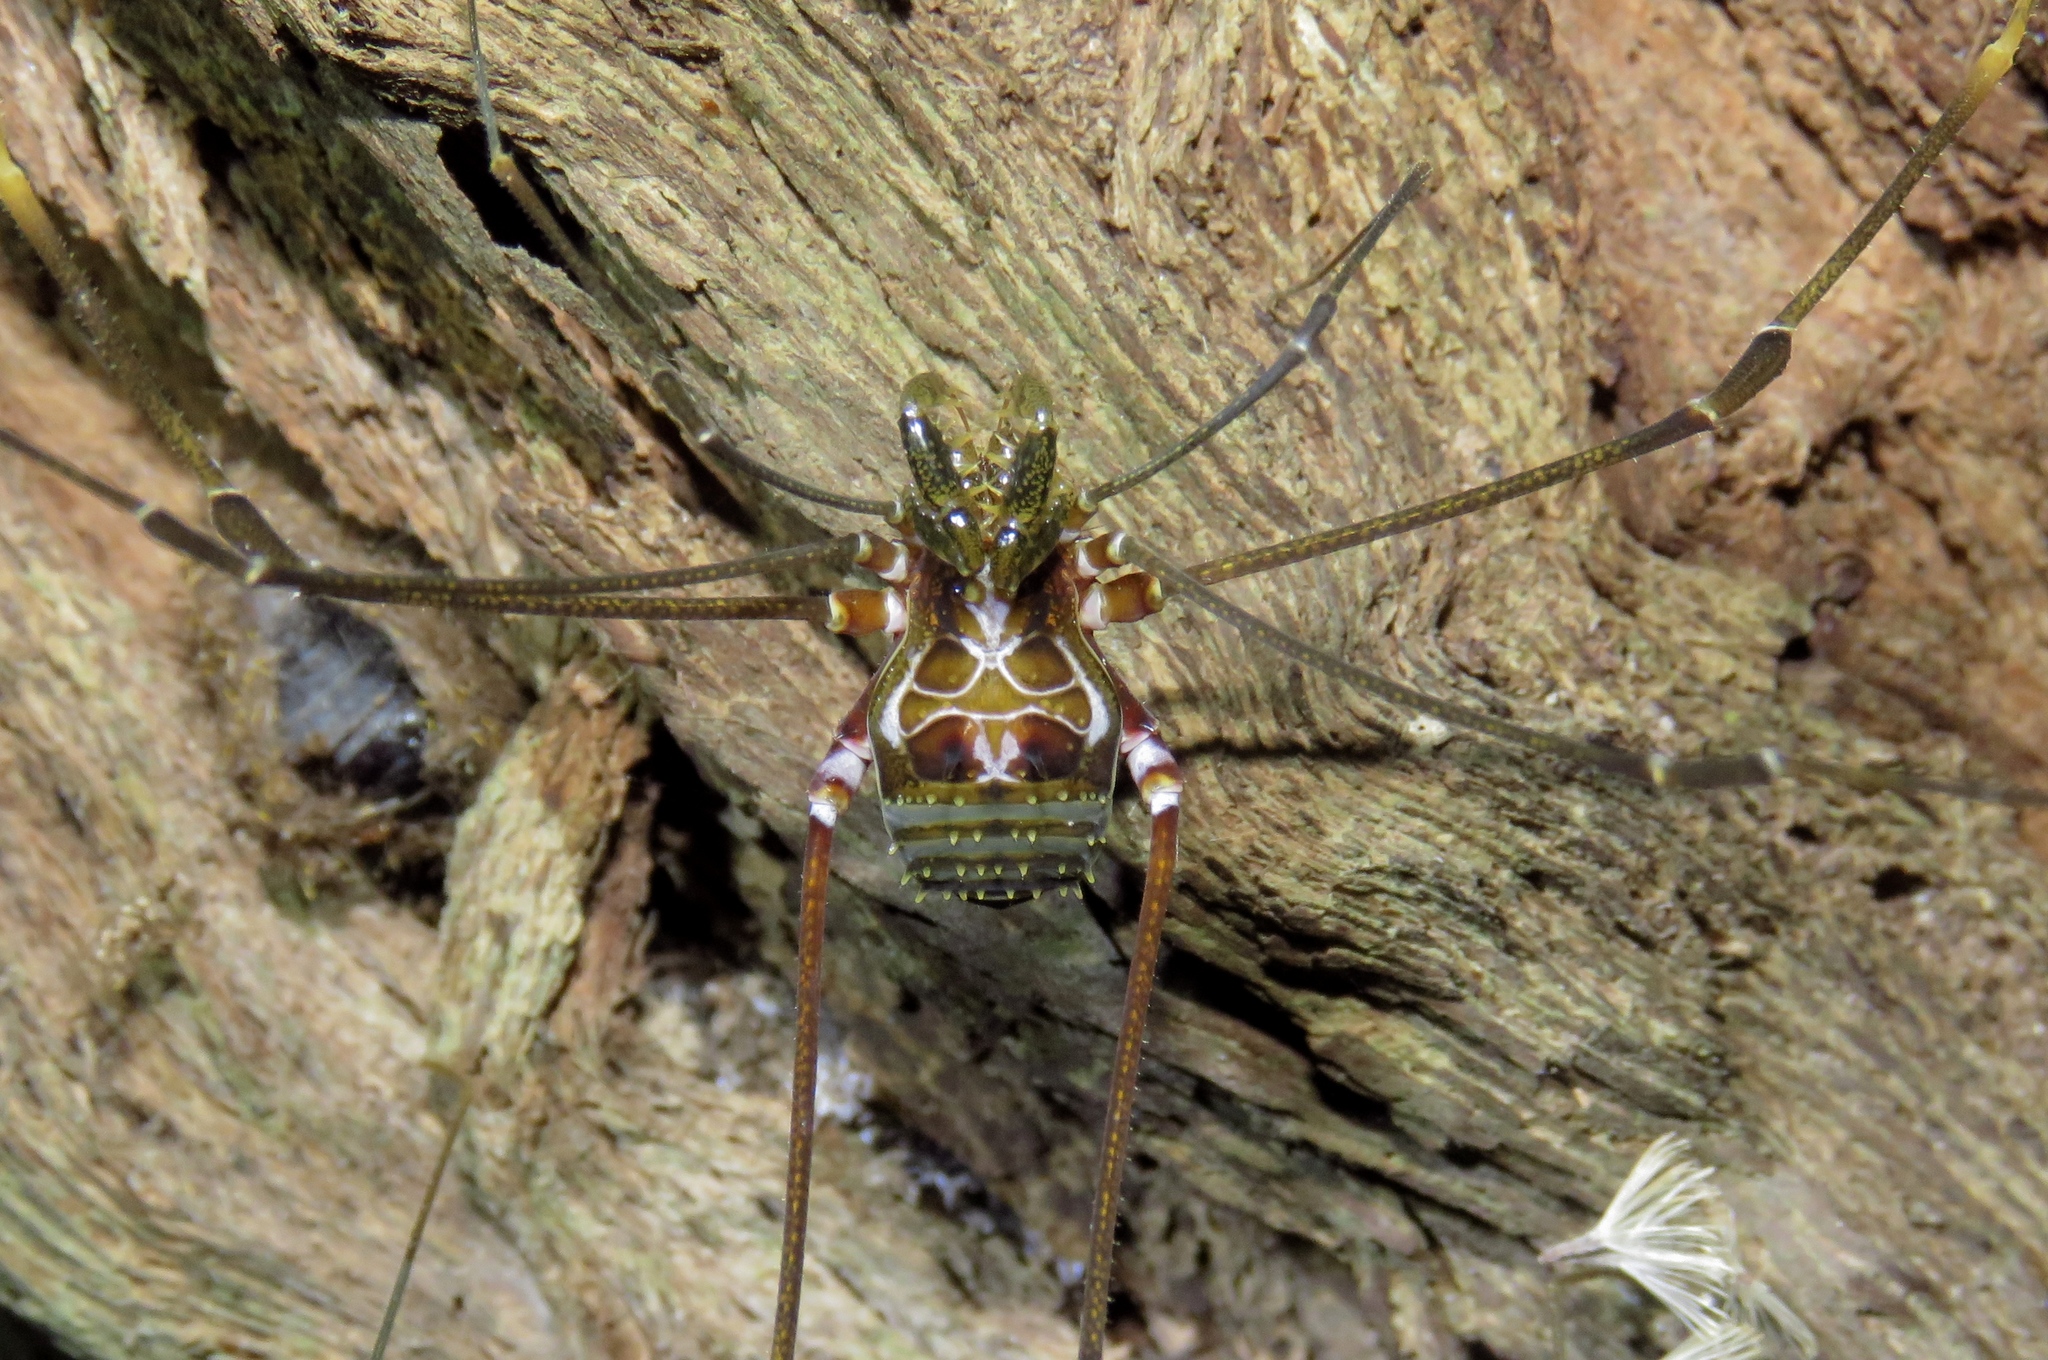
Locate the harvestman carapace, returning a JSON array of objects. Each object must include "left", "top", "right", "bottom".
[{"left": 0, "top": 2, "right": 2043, "bottom": 1357}]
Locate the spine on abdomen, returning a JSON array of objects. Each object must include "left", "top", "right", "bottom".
[{"left": 881, "top": 796, "right": 1111, "bottom": 905}]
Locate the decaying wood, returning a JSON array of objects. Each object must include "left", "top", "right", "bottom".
[{"left": 0, "top": 0, "right": 2044, "bottom": 1357}]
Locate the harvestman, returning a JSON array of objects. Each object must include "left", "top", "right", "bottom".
[{"left": 0, "top": 3, "right": 2042, "bottom": 1357}]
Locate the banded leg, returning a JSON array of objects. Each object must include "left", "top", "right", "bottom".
[
  {"left": 460, "top": 0, "right": 895, "bottom": 518},
  {"left": 1075, "top": 680, "right": 1185, "bottom": 1360},
  {"left": 1123, "top": 532, "right": 2048, "bottom": 808},
  {"left": 1186, "top": 0, "right": 2039, "bottom": 587},
  {"left": 769, "top": 689, "right": 877, "bottom": 1360}
]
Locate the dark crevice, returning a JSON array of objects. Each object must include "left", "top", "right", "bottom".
[
  {"left": 1786, "top": 823, "right": 1821, "bottom": 844},
  {"left": 963, "top": 1015, "right": 1024, "bottom": 1069},
  {"left": 1904, "top": 214, "right": 2040, "bottom": 274},
  {"left": 436, "top": 122, "right": 576, "bottom": 267},
  {"left": 1441, "top": 1141, "right": 1486, "bottom": 1169},
  {"left": 1587, "top": 374, "right": 1619, "bottom": 423},
  {"left": 1157, "top": 954, "right": 1409, "bottom": 1130},
  {"left": 1100, "top": 1286, "right": 1146, "bottom": 1351},
  {"left": 1079, "top": 861, "right": 1139, "bottom": 959},
  {"left": 268, "top": 14, "right": 326, "bottom": 79},
  {"left": 1871, "top": 865, "right": 1930, "bottom": 902},
  {"left": 1779, "top": 634, "right": 1812, "bottom": 662},
  {"left": 1826, "top": 417, "right": 1879, "bottom": 477},
  {"left": 352, "top": 820, "right": 456, "bottom": 913},
  {"left": 0, "top": 1305, "right": 65, "bottom": 1360},
  {"left": 0, "top": 211, "right": 62, "bottom": 320},
  {"left": 1311, "top": 1071, "right": 1396, "bottom": 1129},
  {"left": 1263, "top": 948, "right": 1468, "bottom": 1007},
  {"left": 432, "top": 58, "right": 819, "bottom": 551},
  {"left": 1774, "top": 416, "right": 1875, "bottom": 512},
  {"left": 190, "top": 116, "right": 243, "bottom": 184},
  {"left": 1158, "top": 949, "right": 1317, "bottom": 1063},
  {"left": 640, "top": 723, "right": 762, "bottom": 980},
  {"left": 617, "top": 0, "right": 723, "bottom": 65}
]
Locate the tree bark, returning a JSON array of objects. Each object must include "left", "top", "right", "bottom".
[{"left": 1, "top": 1, "right": 2045, "bottom": 1357}]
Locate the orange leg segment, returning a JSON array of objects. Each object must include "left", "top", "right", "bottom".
[{"left": 1077, "top": 682, "right": 1186, "bottom": 1360}]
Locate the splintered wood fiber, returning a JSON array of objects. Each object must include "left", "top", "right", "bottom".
[{"left": 0, "top": 1, "right": 2045, "bottom": 1358}]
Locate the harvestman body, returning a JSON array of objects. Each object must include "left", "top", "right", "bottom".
[{"left": 0, "top": 3, "right": 2043, "bottom": 1358}]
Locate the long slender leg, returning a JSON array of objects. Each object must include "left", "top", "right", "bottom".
[
  {"left": 1185, "top": 0, "right": 2038, "bottom": 587},
  {"left": 1121, "top": 531, "right": 2048, "bottom": 808},
  {"left": 357, "top": 659, "right": 886, "bottom": 1360},
  {"left": 1075, "top": 680, "right": 1185, "bottom": 1360},
  {"left": 0, "top": 150, "right": 882, "bottom": 606},
  {"left": 0, "top": 438, "right": 831, "bottom": 620},
  {"left": 461, "top": 0, "right": 896, "bottom": 518},
  {"left": 1083, "top": 163, "right": 1432, "bottom": 506},
  {"left": 0, "top": 128, "right": 299, "bottom": 564},
  {"left": 771, "top": 821, "right": 835, "bottom": 1360},
  {"left": 366, "top": 1086, "right": 475, "bottom": 1360},
  {"left": 769, "top": 688, "right": 877, "bottom": 1360},
  {"left": 0, "top": 424, "right": 864, "bottom": 600}
]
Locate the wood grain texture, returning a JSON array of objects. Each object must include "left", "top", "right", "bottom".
[{"left": 0, "top": 0, "right": 2044, "bottom": 1356}]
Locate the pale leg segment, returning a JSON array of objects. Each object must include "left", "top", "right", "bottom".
[
  {"left": 1076, "top": 678, "right": 1185, "bottom": 1360},
  {"left": 769, "top": 691, "right": 875, "bottom": 1360}
]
